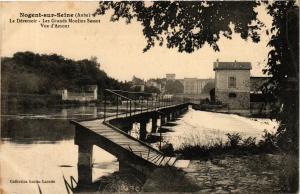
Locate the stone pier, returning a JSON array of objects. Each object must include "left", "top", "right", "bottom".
[
  {"left": 77, "top": 144, "right": 93, "bottom": 185},
  {"left": 151, "top": 116, "right": 158, "bottom": 133}
]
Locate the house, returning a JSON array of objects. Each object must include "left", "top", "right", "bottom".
[
  {"left": 166, "top": 73, "right": 176, "bottom": 81},
  {"left": 62, "top": 85, "right": 98, "bottom": 101},
  {"left": 131, "top": 76, "right": 145, "bottom": 92},
  {"left": 213, "top": 60, "right": 251, "bottom": 115}
]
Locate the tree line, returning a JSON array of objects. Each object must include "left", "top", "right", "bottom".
[{"left": 1, "top": 51, "right": 131, "bottom": 97}]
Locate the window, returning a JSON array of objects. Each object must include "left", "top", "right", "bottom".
[
  {"left": 229, "top": 93, "right": 237, "bottom": 98},
  {"left": 228, "top": 76, "right": 236, "bottom": 88}
]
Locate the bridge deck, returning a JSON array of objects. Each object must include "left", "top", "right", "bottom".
[
  {"left": 75, "top": 118, "right": 189, "bottom": 168},
  {"left": 103, "top": 102, "right": 188, "bottom": 121}
]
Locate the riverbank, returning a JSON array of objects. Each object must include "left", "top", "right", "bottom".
[
  {"left": 1, "top": 93, "right": 100, "bottom": 109},
  {"left": 93, "top": 153, "right": 297, "bottom": 193},
  {"left": 181, "top": 153, "right": 297, "bottom": 193}
]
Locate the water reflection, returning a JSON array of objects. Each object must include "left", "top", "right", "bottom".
[
  {"left": 0, "top": 105, "right": 119, "bottom": 194},
  {"left": 1, "top": 119, "right": 74, "bottom": 143},
  {"left": 1, "top": 106, "right": 277, "bottom": 194},
  {"left": 1, "top": 140, "right": 118, "bottom": 194}
]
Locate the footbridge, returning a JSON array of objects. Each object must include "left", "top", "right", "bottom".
[{"left": 70, "top": 89, "right": 191, "bottom": 185}]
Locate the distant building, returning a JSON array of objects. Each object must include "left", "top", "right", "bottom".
[
  {"left": 213, "top": 60, "right": 251, "bottom": 114},
  {"left": 146, "top": 80, "right": 162, "bottom": 91},
  {"left": 131, "top": 76, "right": 145, "bottom": 92},
  {"left": 182, "top": 78, "right": 214, "bottom": 94},
  {"left": 62, "top": 85, "right": 98, "bottom": 101},
  {"left": 166, "top": 73, "right": 176, "bottom": 81},
  {"left": 132, "top": 84, "right": 145, "bottom": 92}
]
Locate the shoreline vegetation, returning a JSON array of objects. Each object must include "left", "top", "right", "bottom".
[
  {"left": 1, "top": 51, "right": 162, "bottom": 110},
  {"left": 1, "top": 51, "right": 298, "bottom": 193},
  {"left": 157, "top": 131, "right": 298, "bottom": 193},
  {"left": 173, "top": 131, "right": 278, "bottom": 159}
]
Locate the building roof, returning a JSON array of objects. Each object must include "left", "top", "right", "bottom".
[{"left": 213, "top": 61, "right": 252, "bottom": 70}]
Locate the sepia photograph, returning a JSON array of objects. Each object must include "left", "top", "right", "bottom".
[{"left": 0, "top": 1, "right": 299, "bottom": 193}]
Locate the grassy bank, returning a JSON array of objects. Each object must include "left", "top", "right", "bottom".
[
  {"left": 159, "top": 131, "right": 298, "bottom": 193},
  {"left": 173, "top": 131, "right": 278, "bottom": 159}
]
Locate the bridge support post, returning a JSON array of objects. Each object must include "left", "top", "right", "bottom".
[
  {"left": 160, "top": 115, "right": 166, "bottom": 125},
  {"left": 122, "top": 122, "right": 133, "bottom": 133},
  {"left": 151, "top": 116, "right": 158, "bottom": 133},
  {"left": 77, "top": 144, "right": 93, "bottom": 185},
  {"left": 139, "top": 120, "right": 147, "bottom": 141},
  {"left": 171, "top": 112, "right": 176, "bottom": 121},
  {"left": 166, "top": 113, "right": 171, "bottom": 122}
]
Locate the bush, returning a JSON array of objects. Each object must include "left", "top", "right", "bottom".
[
  {"left": 226, "top": 133, "right": 242, "bottom": 147},
  {"left": 160, "top": 143, "right": 175, "bottom": 156},
  {"left": 258, "top": 129, "right": 278, "bottom": 152},
  {"left": 175, "top": 131, "right": 282, "bottom": 159},
  {"left": 242, "top": 137, "right": 257, "bottom": 148}
]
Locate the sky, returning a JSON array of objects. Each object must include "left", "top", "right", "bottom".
[{"left": 1, "top": 1, "right": 273, "bottom": 81}]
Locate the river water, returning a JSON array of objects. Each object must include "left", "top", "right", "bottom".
[{"left": 0, "top": 106, "right": 278, "bottom": 194}]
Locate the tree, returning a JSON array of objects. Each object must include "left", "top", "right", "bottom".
[
  {"left": 1, "top": 51, "right": 129, "bottom": 97},
  {"left": 165, "top": 80, "right": 183, "bottom": 94},
  {"left": 132, "top": 76, "right": 144, "bottom": 85},
  {"left": 95, "top": 1, "right": 299, "bottom": 154},
  {"left": 145, "top": 85, "right": 160, "bottom": 94},
  {"left": 95, "top": 1, "right": 262, "bottom": 52},
  {"left": 90, "top": 56, "right": 101, "bottom": 69},
  {"left": 202, "top": 82, "right": 215, "bottom": 94},
  {"left": 263, "top": 1, "right": 299, "bottom": 154}
]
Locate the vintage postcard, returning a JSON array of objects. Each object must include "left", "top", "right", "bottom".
[{"left": 0, "top": 1, "right": 299, "bottom": 194}]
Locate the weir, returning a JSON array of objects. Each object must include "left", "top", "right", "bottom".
[{"left": 70, "top": 89, "right": 190, "bottom": 186}]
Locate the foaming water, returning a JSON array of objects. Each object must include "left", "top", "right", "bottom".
[{"left": 164, "top": 108, "right": 279, "bottom": 149}]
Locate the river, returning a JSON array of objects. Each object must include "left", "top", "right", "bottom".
[{"left": 0, "top": 106, "right": 278, "bottom": 194}]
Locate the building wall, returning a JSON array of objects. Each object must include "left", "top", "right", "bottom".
[
  {"left": 216, "top": 91, "right": 250, "bottom": 110},
  {"left": 183, "top": 78, "right": 213, "bottom": 94},
  {"left": 62, "top": 86, "right": 97, "bottom": 101},
  {"left": 183, "top": 78, "right": 197, "bottom": 94},
  {"left": 166, "top": 74, "right": 176, "bottom": 81},
  {"left": 215, "top": 70, "right": 250, "bottom": 110},
  {"left": 215, "top": 70, "right": 250, "bottom": 92}
]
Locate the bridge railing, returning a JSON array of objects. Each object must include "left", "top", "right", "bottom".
[{"left": 103, "top": 89, "right": 181, "bottom": 121}]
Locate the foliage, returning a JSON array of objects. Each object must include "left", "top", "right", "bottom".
[
  {"left": 175, "top": 132, "right": 281, "bottom": 159},
  {"left": 202, "top": 82, "right": 215, "bottom": 94},
  {"left": 226, "top": 133, "right": 242, "bottom": 147},
  {"left": 1, "top": 52, "right": 131, "bottom": 97},
  {"left": 144, "top": 85, "right": 160, "bottom": 94},
  {"left": 95, "top": 1, "right": 299, "bottom": 154},
  {"left": 95, "top": 1, "right": 262, "bottom": 52},
  {"left": 165, "top": 80, "right": 183, "bottom": 94},
  {"left": 209, "top": 88, "right": 215, "bottom": 102},
  {"left": 131, "top": 76, "right": 144, "bottom": 85},
  {"left": 262, "top": 1, "right": 299, "bottom": 154},
  {"left": 242, "top": 136, "right": 257, "bottom": 148},
  {"left": 160, "top": 143, "right": 175, "bottom": 156},
  {"left": 258, "top": 129, "right": 278, "bottom": 152}
]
